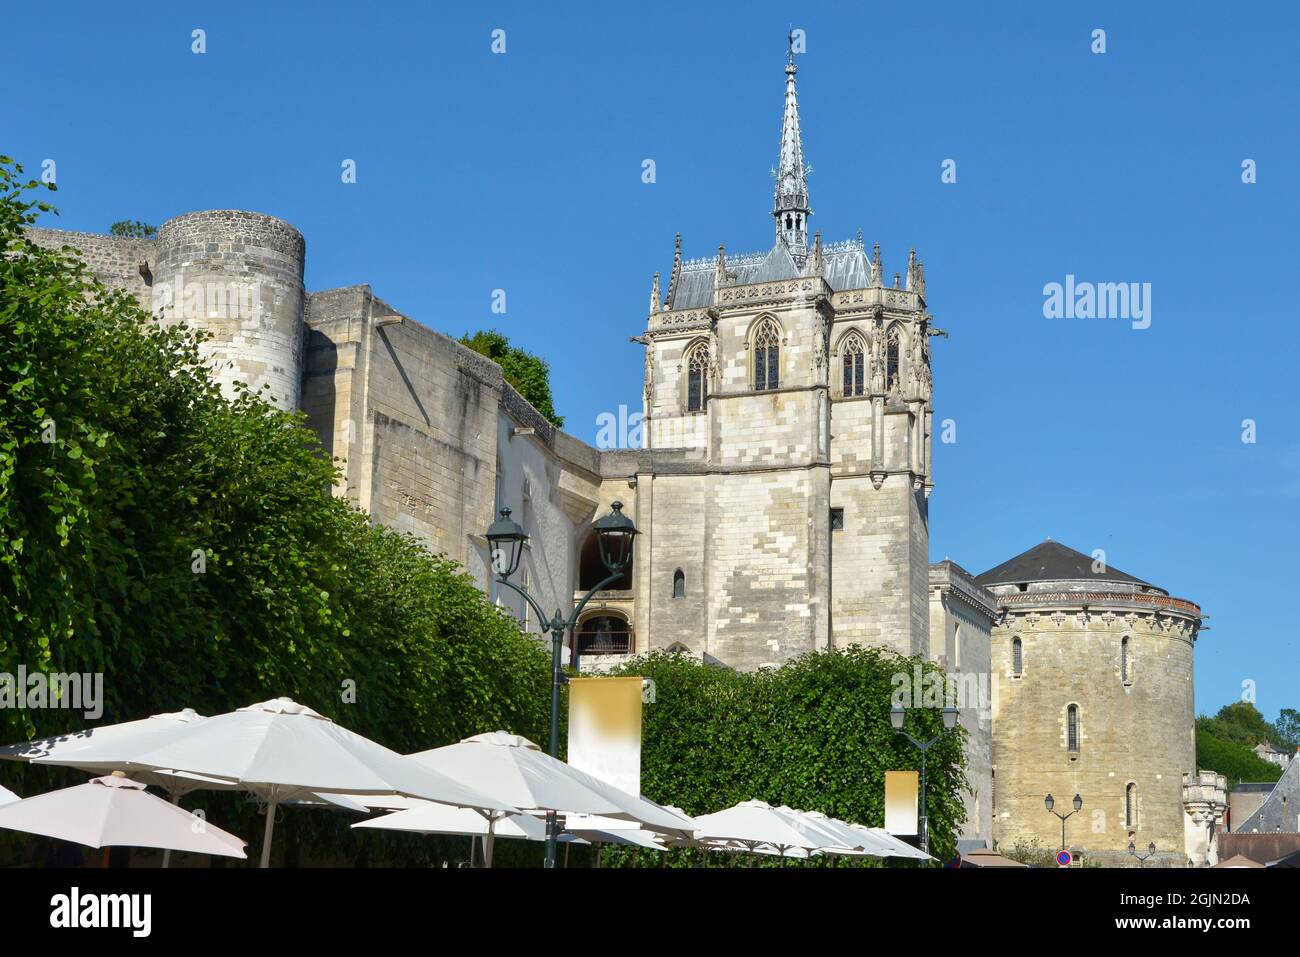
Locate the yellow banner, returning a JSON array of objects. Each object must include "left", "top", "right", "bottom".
[
  {"left": 885, "top": 770, "right": 919, "bottom": 836},
  {"left": 567, "top": 676, "right": 643, "bottom": 796}
]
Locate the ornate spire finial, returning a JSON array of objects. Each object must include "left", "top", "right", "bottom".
[
  {"left": 811, "top": 231, "right": 823, "bottom": 276},
  {"left": 870, "top": 242, "right": 882, "bottom": 288},
  {"left": 773, "top": 42, "right": 811, "bottom": 261},
  {"left": 649, "top": 272, "right": 660, "bottom": 314},
  {"left": 664, "top": 233, "right": 683, "bottom": 309},
  {"left": 715, "top": 244, "right": 726, "bottom": 288}
]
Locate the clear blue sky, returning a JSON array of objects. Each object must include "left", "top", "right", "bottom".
[{"left": 5, "top": 1, "right": 1297, "bottom": 718}]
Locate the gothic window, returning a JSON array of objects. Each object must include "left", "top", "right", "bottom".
[
  {"left": 841, "top": 333, "right": 866, "bottom": 397},
  {"left": 1125, "top": 783, "right": 1137, "bottom": 827},
  {"left": 672, "top": 568, "right": 685, "bottom": 598},
  {"left": 753, "top": 318, "right": 781, "bottom": 391},
  {"left": 886, "top": 325, "right": 901, "bottom": 392},
  {"left": 1012, "top": 637, "right": 1023, "bottom": 676},
  {"left": 686, "top": 344, "right": 708, "bottom": 412},
  {"left": 1067, "top": 704, "right": 1080, "bottom": 753},
  {"left": 1121, "top": 636, "right": 1131, "bottom": 683}
]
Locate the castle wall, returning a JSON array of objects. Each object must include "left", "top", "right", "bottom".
[
  {"left": 25, "top": 228, "right": 154, "bottom": 303},
  {"left": 152, "top": 211, "right": 306, "bottom": 410},
  {"left": 990, "top": 599, "right": 1199, "bottom": 866},
  {"left": 704, "top": 466, "right": 826, "bottom": 670},
  {"left": 928, "top": 562, "right": 996, "bottom": 848}
]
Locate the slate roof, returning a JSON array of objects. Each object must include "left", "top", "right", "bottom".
[
  {"left": 669, "top": 239, "right": 872, "bottom": 311},
  {"left": 974, "top": 540, "right": 1154, "bottom": 589}
]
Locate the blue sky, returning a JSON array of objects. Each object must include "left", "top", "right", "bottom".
[{"left": 5, "top": 1, "right": 1297, "bottom": 717}]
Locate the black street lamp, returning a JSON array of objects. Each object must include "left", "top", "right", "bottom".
[
  {"left": 1045, "top": 792, "right": 1083, "bottom": 853},
  {"left": 486, "top": 500, "right": 638, "bottom": 869},
  {"left": 890, "top": 704, "right": 959, "bottom": 857},
  {"left": 1129, "top": 841, "right": 1157, "bottom": 868}
]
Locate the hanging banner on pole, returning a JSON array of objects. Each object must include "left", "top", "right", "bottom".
[
  {"left": 884, "top": 770, "right": 919, "bottom": 836},
  {"left": 567, "top": 676, "right": 643, "bottom": 797}
]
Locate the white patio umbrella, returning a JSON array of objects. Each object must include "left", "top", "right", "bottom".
[
  {"left": 854, "top": 825, "right": 932, "bottom": 861},
  {"left": 406, "top": 732, "right": 695, "bottom": 865},
  {"left": 692, "top": 800, "right": 826, "bottom": 860},
  {"left": 354, "top": 801, "right": 553, "bottom": 861},
  {"left": 0, "top": 772, "right": 246, "bottom": 859},
  {"left": 2, "top": 710, "right": 238, "bottom": 867},
  {"left": 356, "top": 802, "right": 551, "bottom": 839},
  {"left": 779, "top": 808, "right": 895, "bottom": 858},
  {"left": 1, "top": 708, "right": 208, "bottom": 768},
  {"left": 23, "top": 698, "right": 518, "bottom": 867},
  {"left": 0, "top": 784, "right": 19, "bottom": 806}
]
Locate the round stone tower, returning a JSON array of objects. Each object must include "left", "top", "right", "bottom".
[
  {"left": 976, "top": 541, "right": 1202, "bottom": 867},
  {"left": 151, "top": 210, "right": 306, "bottom": 410}
]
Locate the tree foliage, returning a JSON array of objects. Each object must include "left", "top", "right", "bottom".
[
  {"left": 600, "top": 648, "right": 968, "bottom": 866},
  {"left": 459, "top": 329, "right": 564, "bottom": 427},
  {"left": 1194, "top": 701, "right": 1290, "bottom": 790},
  {"left": 108, "top": 220, "right": 156, "bottom": 239},
  {"left": 0, "top": 159, "right": 551, "bottom": 863}
]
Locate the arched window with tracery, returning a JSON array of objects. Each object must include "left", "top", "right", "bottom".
[
  {"left": 685, "top": 344, "right": 709, "bottom": 412},
  {"left": 886, "top": 325, "right": 901, "bottom": 392},
  {"left": 753, "top": 318, "right": 781, "bottom": 392},
  {"left": 842, "top": 332, "right": 866, "bottom": 397}
]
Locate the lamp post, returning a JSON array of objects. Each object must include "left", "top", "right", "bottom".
[
  {"left": 1045, "top": 792, "right": 1083, "bottom": 853},
  {"left": 485, "top": 500, "right": 638, "bottom": 869},
  {"left": 1129, "top": 841, "right": 1157, "bottom": 868},
  {"left": 890, "top": 704, "right": 959, "bottom": 857}
]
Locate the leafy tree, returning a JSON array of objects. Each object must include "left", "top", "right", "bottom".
[
  {"left": 0, "top": 158, "right": 551, "bottom": 864},
  {"left": 108, "top": 219, "right": 156, "bottom": 239},
  {"left": 459, "top": 329, "right": 564, "bottom": 427},
  {"left": 1276, "top": 709, "right": 1300, "bottom": 751},
  {"left": 1201, "top": 701, "right": 1285, "bottom": 750},
  {"left": 1195, "top": 717, "right": 1284, "bottom": 789}
]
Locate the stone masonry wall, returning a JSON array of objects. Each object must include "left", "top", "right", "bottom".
[{"left": 990, "top": 604, "right": 1198, "bottom": 866}]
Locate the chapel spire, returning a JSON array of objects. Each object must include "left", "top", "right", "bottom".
[{"left": 773, "top": 35, "right": 811, "bottom": 260}]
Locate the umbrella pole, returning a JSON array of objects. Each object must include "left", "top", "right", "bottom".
[
  {"left": 596, "top": 845, "right": 602, "bottom": 869},
  {"left": 259, "top": 797, "right": 278, "bottom": 869},
  {"left": 484, "top": 817, "right": 496, "bottom": 869},
  {"left": 162, "top": 791, "right": 182, "bottom": 869}
]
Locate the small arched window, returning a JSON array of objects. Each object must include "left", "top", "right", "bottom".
[
  {"left": 1012, "top": 637, "right": 1023, "bottom": 676},
  {"left": 685, "top": 345, "right": 708, "bottom": 412},
  {"left": 1067, "top": 704, "right": 1080, "bottom": 753},
  {"left": 1125, "top": 783, "right": 1137, "bottom": 827},
  {"left": 672, "top": 568, "right": 685, "bottom": 598},
  {"left": 753, "top": 318, "right": 780, "bottom": 392},
  {"left": 842, "top": 333, "right": 866, "bottom": 397},
  {"left": 886, "top": 326, "right": 901, "bottom": 392},
  {"left": 1121, "top": 636, "right": 1131, "bottom": 683}
]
